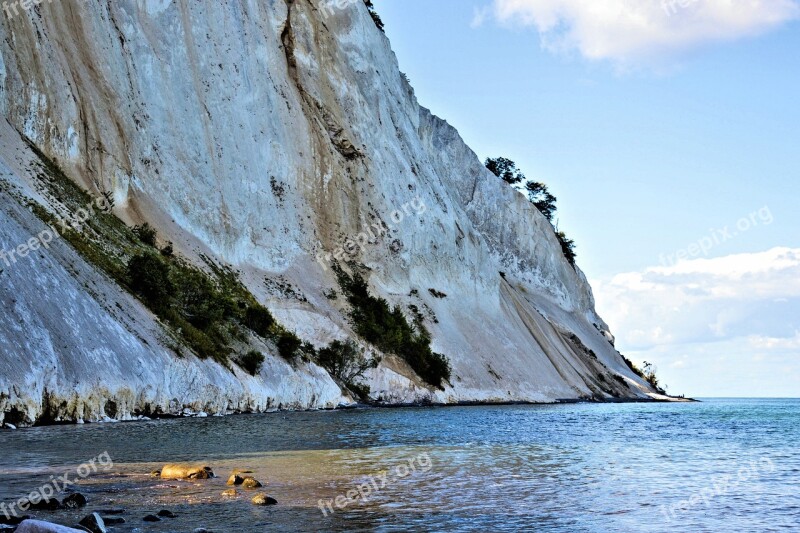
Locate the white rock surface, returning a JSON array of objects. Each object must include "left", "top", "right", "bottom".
[
  {"left": 0, "top": 0, "right": 662, "bottom": 425},
  {"left": 14, "top": 520, "right": 85, "bottom": 533}
]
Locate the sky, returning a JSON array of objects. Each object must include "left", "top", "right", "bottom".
[{"left": 373, "top": 0, "right": 800, "bottom": 398}]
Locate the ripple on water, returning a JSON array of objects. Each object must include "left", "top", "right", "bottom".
[{"left": 0, "top": 400, "right": 797, "bottom": 532}]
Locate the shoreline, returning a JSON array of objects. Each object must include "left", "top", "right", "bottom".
[{"left": 1, "top": 396, "right": 697, "bottom": 431}]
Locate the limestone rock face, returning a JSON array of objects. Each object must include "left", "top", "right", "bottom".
[{"left": 0, "top": 0, "right": 661, "bottom": 425}]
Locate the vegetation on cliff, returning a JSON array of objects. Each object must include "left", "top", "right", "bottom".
[
  {"left": 485, "top": 156, "right": 577, "bottom": 266},
  {"left": 333, "top": 264, "right": 451, "bottom": 389}
]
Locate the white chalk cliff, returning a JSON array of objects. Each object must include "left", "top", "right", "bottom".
[{"left": 0, "top": 0, "right": 663, "bottom": 426}]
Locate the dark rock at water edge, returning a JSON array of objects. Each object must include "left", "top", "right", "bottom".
[
  {"left": 0, "top": 515, "right": 30, "bottom": 526},
  {"left": 27, "top": 498, "right": 61, "bottom": 511},
  {"left": 226, "top": 474, "right": 244, "bottom": 486},
  {"left": 77, "top": 513, "right": 106, "bottom": 533},
  {"left": 62, "top": 493, "right": 87, "bottom": 509},
  {"left": 251, "top": 494, "right": 278, "bottom": 506}
]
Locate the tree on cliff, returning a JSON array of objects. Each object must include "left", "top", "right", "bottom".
[
  {"left": 485, "top": 157, "right": 525, "bottom": 185},
  {"left": 524, "top": 181, "right": 558, "bottom": 223},
  {"left": 364, "top": 0, "right": 385, "bottom": 32},
  {"left": 485, "top": 156, "right": 577, "bottom": 267}
]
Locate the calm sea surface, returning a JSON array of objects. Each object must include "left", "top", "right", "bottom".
[{"left": 0, "top": 399, "right": 798, "bottom": 532}]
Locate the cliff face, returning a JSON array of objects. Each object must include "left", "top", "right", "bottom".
[{"left": 0, "top": 0, "right": 661, "bottom": 425}]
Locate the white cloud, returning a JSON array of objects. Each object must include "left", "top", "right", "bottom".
[
  {"left": 483, "top": 0, "right": 800, "bottom": 67},
  {"left": 593, "top": 248, "right": 800, "bottom": 397},
  {"left": 749, "top": 332, "right": 800, "bottom": 350},
  {"left": 594, "top": 247, "right": 800, "bottom": 349}
]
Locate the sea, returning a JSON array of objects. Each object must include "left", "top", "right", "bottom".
[{"left": 0, "top": 399, "right": 797, "bottom": 532}]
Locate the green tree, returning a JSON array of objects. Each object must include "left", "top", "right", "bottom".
[
  {"left": 642, "top": 361, "right": 663, "bottom": 392},
  {"left": 317, "top": 339, "right": 379, "bottom": 384},
  {"left": 132, "top": 223, "right": 157, "bottom": 247},
  {"left": 127, "top": 253, "right": 172, "bottom": 308},
  {"left": 556, "top": 231, "right": 577, "bottom": 266},
  {"left": 485, "top": 157, "right": 525, "bottom": 185},
  {"left": 524, "top": 181, "right": 558, "bottom": 222},
  {"left": 170, "top": 266, "right": 228, "bottom": 329},
  {"left": 277, "top": 331, "right": 302, "bottom": 360},
  {"left": 239, "top": 350, "right": 266, "bottom": 376},
  {"left": 244, "top": 304, "right": 275, "bottom": 337},
  {"left": 363, "top": 0, "right": 384, "bottom": 32}
]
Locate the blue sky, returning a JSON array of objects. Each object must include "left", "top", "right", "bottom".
[{"left": 373, "top": 0, "right": 800, "bottom": 397}]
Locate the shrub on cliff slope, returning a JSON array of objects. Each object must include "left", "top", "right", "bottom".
[
  {"left": 127, "top": 253, "right": 173, "bottom": 309},
  {"left": 239, "top": 350, "right": 266, "bottom": 376},
  {"left": 333, "top": 265, "right": 451, "bottom": 389},
  {"left": 244, "top": 304, "right": 275, "bottom": 337},
  {"left": 276, "top": 330, "right": 303, "bottom": 361},
  {"left": 317, "top": 339, "right": 380, "bottom": 398},
  {"left": 132, "top": 223, "right": 158, "bottom": 247}
]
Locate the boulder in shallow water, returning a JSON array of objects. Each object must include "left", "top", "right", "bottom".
[
  {"left": 14, "top": 520, "right": 85, "bottom": 532},
  {"left": 221, "top": 489, "right": 238, "bottom": 497},
  {"left": 157, "top": 510, "right": 176, "bottom": 518},
  {"left": 0, "top": 515, "right": 30, "bottom": 526},
  {"left": 77, "top": 513, "right": 106, "bottom": 533},
  {"left": 251, "top": 494, "right": 278, "bottom": 506},
  {"left": 241, "top": 477, "right": 263, "bottom": 488},
  {"left": 142, "top": 515, "right": 160, "bottom": 522},
  {"left": 62, "top": 493, "right": 87, "bottom": 509},
  {"left": 226, "top": 474, "right": 244, "bottom": 486},
  {"left": 159, "top": 464, "right": 214, "bottom": 480},
  {"left": 26, "top": 498, "right": 62, "bottom": 511}
]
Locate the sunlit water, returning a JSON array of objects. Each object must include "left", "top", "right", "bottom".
[{"left": 0, "top": 399, "right": 798, "bottom": 532}]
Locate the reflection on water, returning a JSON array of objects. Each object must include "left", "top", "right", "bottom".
[{"left": 0, "top": 400, "right": 798, "bottom": 532}]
